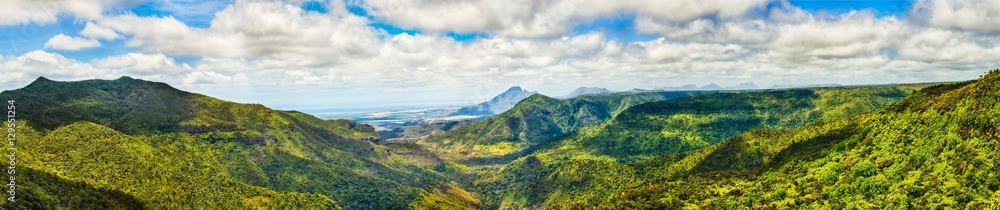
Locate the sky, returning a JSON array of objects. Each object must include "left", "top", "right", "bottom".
[{"left": 1, "top": 0, "right": 999, "bottom": 114}]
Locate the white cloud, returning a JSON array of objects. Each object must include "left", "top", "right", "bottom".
[
  {"left": 91, "top": 53, "right": 189, "bottom": 74},
  {"left": 80, "top": 22, "right": 121, "bottom": 40},
  {"left": 769, "top": 12, "right": 908, "bottom": 59},
  {"left": 635, "top": 17, "right": 777, "bottom": 46},
  {"left": 43, "top": 34, "right": 102, "bottom": 51},
  {"left": 0, "top": 51, "right": 118, "bottom": 86},
  {"left": 0, "top": 0, "right": 131, "bottom": 26},
  {"left": 898, "top": 29, "right": 1000, "bottom": 63},
  {"left": 362, "top": 0, "right": 770, "bottom": 38},
  {"left": 100, "top": 14, "right": 243, "bottom": 57},
  {"left": 181, "top": 71, "right": 233, "bottom": 84},
  {"left": 0, "top": 0, "right": 61, "bottom": 26},
  {"left": 636, "top": 5, "right": 910, "bottom": 61},
  {"left": 4, "top": 0, "right": 1000, "bottom": 109},
  {"left": 914, "top": 0, "right": 1000, "bottom": 33},
  {"left": 97, "top": 0, "right": 382, "bottom": 67}
]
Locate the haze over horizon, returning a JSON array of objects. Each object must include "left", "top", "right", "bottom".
[{"left": 2, "top": 0, "right": 998, "bottom": 112}]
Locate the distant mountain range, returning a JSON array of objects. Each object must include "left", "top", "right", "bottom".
[
  {"left": 561, "top": 87, "right": 612, "bottom": 98},
  {"left": 656, "top": 82, "right": 760, "bottom": 91},
  {"left": 449, "top": 86, "right": 536, "bottom": 116},
  {"left": 769, "top": 83, "right": 842, "bottom": 89},
  {"left": 450, "top": 83, "right": 849, "bottom": 117}
]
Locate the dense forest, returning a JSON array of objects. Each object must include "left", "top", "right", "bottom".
[
  {"left": 468, "top": 84, "right": 930, "bottom": 208},
  {"left": 3, "top": 70, "right": 1000, "bottom": 209},
  {"left": 421, "top": 91, "right": 717, "bottom": 165},
  {"left": 0, "top": 77, "right": 474, "bottom": 209}
]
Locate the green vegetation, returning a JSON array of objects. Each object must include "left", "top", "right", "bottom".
[
  {"left": 582, "top": 85, "right": 923, "bottom": 161},
  {"left": 595, "top": 72, "right": 1000, "bottom": 209},
  {"left": 7, "top": 168, "right": 145, "bottom": 210},
  {"left": 473, "top": 70, "right": 1000, "bottom": 209},
  {"left": 380, "top": 118, "right": 481, "bottom": 140},
  {"left": 0, "top": 77, "right": 474, "bottom": 209},
  {"left": 6, "top": 69, "right": 1000, "bottom": 209},
  {"left": 421, "top": 91, "right": 715, "bottom": 164},
  {"left": 471, "top": 84, "right": 929, "bottom": 208}
]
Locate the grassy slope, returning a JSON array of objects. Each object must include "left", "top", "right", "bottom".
[{"left": 0, "top": 77, "right": 476, "bottom": 209}]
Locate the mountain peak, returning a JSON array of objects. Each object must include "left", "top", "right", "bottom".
[
  {"left": 728, "top": 82, "right": 760, "bottom": 90},
  {"left": 451, "top": 86, "right": 537, "bottom": 116},
  {"left": 700, "top": 83, "right": 723, "bottom": 90},
  {"left": 563, "top": 87, "right": 612, "bottom": 98},
  {"left": 504, "top": 86, "right": 527, "bottom": 93},
  {"left": 34, "top": 76, "right": 52, "bottom": 82},
  {"left": 27, "top": 76, "right": 55, "bottom": 87}
]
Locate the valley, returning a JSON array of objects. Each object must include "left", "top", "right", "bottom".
[{"left": 2, "top": 70, "right": 999, "bottom": 209}]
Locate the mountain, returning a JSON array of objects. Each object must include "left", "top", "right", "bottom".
[
  {"left": 472, "top": 70, "right": 1000, "bottom": 209},
  {"left": 771, "top": 83, "right": 843, "bottom": 89},
  {"left": 0, "top": 77, "right": 476, "bottom": 209},
  {"left": 599, "top": 72, "right": 1000, "bottom": 208},
  {"left": 421, "top": 91, "right": 716, "bottom": 165},
  {"left": 657, "top": 82, "right": 759, "bottom": 91},
  {"left": 577, "top": 85, "right": 919, "bottom": 161},
  {"left": 727, "top": 82, "right": 760, "bottom": 90},
  {"left": 472, "top": 83, "right": 929, "bottom": 208},
  {"left": 378, "top": 117, "right": 483, "bottom": 140},
  {"left": 449, "top": 86, "right": 536, "bottom": 116},
  {"left": 699, "top": 83, "right": 723, "bottom": 90},
  {"left": 562, "top": 87, "right": 612, "bottom": 98},
  {"left": 7, "top": 70, "right": 996, "bottom": 210},
  {"left": 655, "top": 84, "right": 699, "bottom": 91}
]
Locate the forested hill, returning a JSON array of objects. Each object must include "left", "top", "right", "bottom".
[
  {"left": 4, "top": 76, "right": 376, "bottom": 138},
  {"left": 0, "top": 76, "right": 478, "bottom": 209},
  {"left": 3, "top": 72, "right": 995, "bottom": 209},
  {"left": 420, "top": 90, "right": 715, "bottom": 164},
  {"left": 483, "top": 71, "right": 1000, "bottom": 209},
  {"left": 607, "top": 70, "right": 1000, "bottom": 208},
  {"left": 577, "top": 85, "right": 926, "bottom": 161},
  {"left": 471, "top": 83, "right": 928, "bottom": 208}
]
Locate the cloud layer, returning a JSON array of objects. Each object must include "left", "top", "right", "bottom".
[{"left": 2, "top": 0, "right": 999, "bottom": 110}]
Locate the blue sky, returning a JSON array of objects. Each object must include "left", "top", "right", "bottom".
[
  {"left": 0, "top": 0, "right": 997, "bottom": 113},
  {"left": 3, "top": 0, "right": 917, "bottom": 61}
]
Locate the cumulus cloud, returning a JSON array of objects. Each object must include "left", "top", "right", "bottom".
[
  {"left": 80, "top": 22, "right": 121, "bottom": 40},
  {"left": 636, "top": 5, "right": 910, "bottom": 61},
  {"left": 913, "top": 0, "right": 1000, "bottom": 33},
  {"left": 0, "top": 51, "right": 118, "bottom": 86},
  {"left": 362, "top": 0, "right": 770, "bottom": 38},
  {"left": 181, "top": 71, "right": 234, "bottom": 84},
  {"left": 0, "top": 0, "right": 131, "bottom": 26},
  {"left": 769, "top": 12, "right": 907, "bottom": 60},
  {"left": 91, "top": 53, "right": 190, "bottom": 74},
  {"left": 898, "top": 29, "right": 1000, "bottom": 64},
  {"left": 96, "top": 0, "right": 381, "bottom": 67},
  {"left": 43, "top": 34, "right": 102, "bottom": 51},
  {"left": 3, "top": 0, "right": 1000, "bottom": 109}
]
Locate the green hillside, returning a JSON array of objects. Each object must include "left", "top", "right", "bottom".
[
  {"left": 581, "top": 85, "right": 924, "bottom": 161},
  {"left": 5, "top": 71, "right": 997, "bottom": 210},
  {"left": 603, "top": 71, "right": 1000, "bottom": 209},
  {"left": 479, "top": 70, "right": 1000, "bottom": 209},
  {"left": 470, "top": 84, "right": 928, "bottom": 208},
  {"left": 421, "top": 91, "right": 714, "bottom": 164},
  {"left": 0, "top": 77, "right": 476, "bottom": 209}
]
